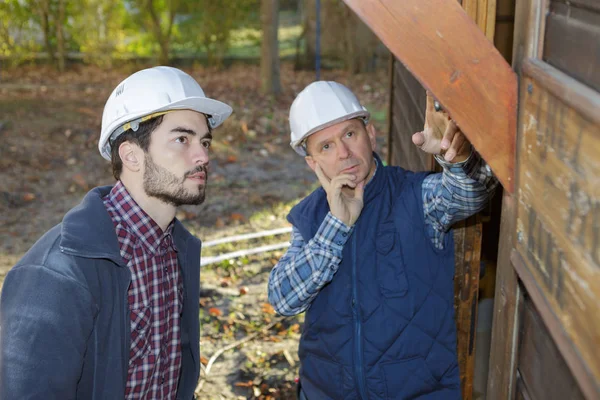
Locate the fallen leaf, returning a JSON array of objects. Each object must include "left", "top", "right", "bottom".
[
  {"left": 234, "top": 380, "right": 253, "bottom": 388},
  {"left": 229, "top": 213, "right": 245, "bottom": 222},
  {"left": 240, "top": 120, "right": 248, "bottom": 134},
  {"left": 200, "top": 356, "right": 209, "bottom": 365},
  {"left": 226, "top": 154, "right": 238, "bottom": 163},
  {"left": 208, "top": 307, "right": 222, "bottom": 317},
  {"left": 261, "top": 303, "right": 275, "bottom": 315},
  {"left": 239, "top": 286, "right": 249, "bottom": 295},
  {"left": 215, "top": 217, "right": 225, "bottom": 228},
  {"left": 22, "top": 193, "right": 36, "bottom": 202}
]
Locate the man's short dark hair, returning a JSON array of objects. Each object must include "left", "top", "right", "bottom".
[{"left": 110, "top": 115, "right": 164, "bottom": 180}]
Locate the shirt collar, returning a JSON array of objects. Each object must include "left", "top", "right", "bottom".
[{"left": 106, "top": 181, "right": 177, "bottom": 254}]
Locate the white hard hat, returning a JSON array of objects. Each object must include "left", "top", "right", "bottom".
[
  {"left": 98, "top": 66, "right": 233, "bottom": 160},
  {"left": 289, "top": 81, "right": 370, "bottom": 156}
]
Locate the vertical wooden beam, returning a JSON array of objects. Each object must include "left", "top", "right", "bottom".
[
  {"left": 486, "top": 192, "right": 521, "bottom": 399},
  {"left": 487, "top": 0, "right": 546, "bottom": 397},
  {"left": 453, "top": 216, "right": 483, "bottom": 400}
]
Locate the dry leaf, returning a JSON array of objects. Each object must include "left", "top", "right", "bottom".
[
  {"left": 215, "top": 217, "right": 225, "bottom": 228},
  {"left": 200, "top": 356, "right": 209, "bottom": 365},
  {"left": 239, "top": 286, "right": 249, "bottom": 295},
  {"left": 208, "top": 307, "right": 222, "bottom": 317},
  {"left": 234, "top": 380, "right": 253, "bottom": 388},
  {"left": 229, "top": 213, "right": 245, "bottom": 222},
  {"left": 22, "top": 193, "right": 36, "bottom": 202},
  {"left": 226, "top": 154, "right": 238, "bottom": 163},
  {"left": 261, "top": 303, "right": 275, "bottom": 315}
]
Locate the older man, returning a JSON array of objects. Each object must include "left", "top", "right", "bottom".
[{"left": 268, "top": 81, "right": 497, "bottom": 399}]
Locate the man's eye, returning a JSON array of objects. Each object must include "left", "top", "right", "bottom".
[
  {"left": 175, "top": 136, "right": 188, "bottom": 144},
  {"left": 322, "top": 144, "right": 330, "bottom": 151},
  {"left": 202, "top": 140, "right": 212, "bottom": 149},
  {"left": 346, "top": 131, "right": 354, "bottom": 138}
]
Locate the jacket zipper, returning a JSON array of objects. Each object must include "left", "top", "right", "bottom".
[{"left": 352, "top": 233, "right": 368, "bottom": 399}]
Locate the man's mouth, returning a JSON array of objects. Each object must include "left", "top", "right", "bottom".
[
  {"left": 186, "top": 172, "right": 206, "bottom": 183},
  {"left": 340, "top": 164, "right": 359, "bottom": 174}
]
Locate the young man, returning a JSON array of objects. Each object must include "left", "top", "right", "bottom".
[
  {"left": 0, "top": 66, "right": 232, "bottom": 399},
  {"left": 268, "top": 81, "right": 498, "bottom": 399}
]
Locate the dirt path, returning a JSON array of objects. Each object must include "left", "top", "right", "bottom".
[{"left": 0, "top": 63, "right": 389, "bottom": 399}]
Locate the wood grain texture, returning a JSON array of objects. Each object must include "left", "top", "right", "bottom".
[
  {"left": 543, "top": 1, "right": 600, "bottom": 93},
  {"left": 513, "top": 63, "right": 600, "bottom": 397},
  {"left": 452, "top": 216, "right": 483, "bottom": 400},
  {"left": 517, "top": 295, "right": 585, "bottom": 400},
  {"left": 343, "top": 0, "right": 517, "bottom": 192},
  {"left": 486, "top": 192, "right": 521, "bottom": 400},
  {"left": 511, "top": 251, "right": 599, "bottom": 399}
]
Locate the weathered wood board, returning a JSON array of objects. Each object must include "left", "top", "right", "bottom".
[
  {"left": 515, "top": 59, "right": 600, "bottom": 395},
  {"left": 343, "top": 0, "right": 517, "bottom": 192}
]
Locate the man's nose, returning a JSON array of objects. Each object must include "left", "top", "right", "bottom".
[
  {"left": 191, "top": 141, "right": 209, "bottom": 165},
  {"left": 337, "top": 141, "right": 351, "bottom": 159}
]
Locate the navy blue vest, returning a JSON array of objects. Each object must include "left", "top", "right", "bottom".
[{"left": 288, "top": 154, "right": 461, "bottom": 400}]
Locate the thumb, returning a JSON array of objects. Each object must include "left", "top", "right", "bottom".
[{"left": 412, "top": 131, "right": 425, "bottom": 147}]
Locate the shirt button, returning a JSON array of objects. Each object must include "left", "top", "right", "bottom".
[
  {"left": 164, "top": 266, "right": 169, "bottom": 273},
  {"left": 342, "top": 232, "right": 347, "bottom": 237},
  {"left": 336, "top": 241, "right": 342, "bottom": 245}
]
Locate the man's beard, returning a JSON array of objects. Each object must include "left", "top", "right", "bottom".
[{"left": 143, "top": 154, "right": 207, "bottom": 207}]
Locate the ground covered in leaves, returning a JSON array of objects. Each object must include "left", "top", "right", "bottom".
[{"left": 0, "top": 62, "right": 389, "bottom": 399}]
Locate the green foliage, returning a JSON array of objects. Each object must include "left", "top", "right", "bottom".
[
  {"left": 176, "top": 0, "right": 259, "bottom": 66},
  {"left": 0, "top": 0, "right": 42, "bottom": 64},
  {"left": 70, "top": 0, "right": 129, "bottom": 66}
]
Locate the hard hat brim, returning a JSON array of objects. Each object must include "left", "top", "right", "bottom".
[{"left": 99, "top": 96, "right": 233, "bottom": 160}]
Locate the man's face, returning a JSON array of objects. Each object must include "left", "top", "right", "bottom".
[
  {"left": 142, "top": 110, "right": 212, "bottom": 206},
  {"left": 304, "top": 118, "right": 377, "bottom": 186}
]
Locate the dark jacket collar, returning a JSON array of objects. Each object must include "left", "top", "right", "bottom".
[{"left": 60, "top": 186, "right": 192, "bottom": 266}]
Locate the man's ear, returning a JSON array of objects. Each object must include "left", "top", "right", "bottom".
[
  {"left": 119, "top": 141, "right": 143, "bottom": 173},
  {"left": 305, "top": 155, "right": 316, "bottom": 172},
  {"left": 366, "top": 123, "right": 377, "bottom": 151}
]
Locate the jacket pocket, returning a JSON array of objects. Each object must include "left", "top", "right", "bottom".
[
  {"left": 301, "top": 353, "right": 343, "bottom": 399},
  {"left": 129, "top": 306, "right": 152, "bottom": 365},
  {"left": 376, "top": 229, "right": 409, "bottom": 298},
  {"left": 381, "top": 356, "right": 439, "bottom": 399}
]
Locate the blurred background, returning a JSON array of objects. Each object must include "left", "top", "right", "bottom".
[{"left": 0, "top": 1, "right": 392, "bottom": 398}]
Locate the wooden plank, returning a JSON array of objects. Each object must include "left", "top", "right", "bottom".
[
  {"left": 543, "top": 1, "right": 600, "bottom": 92},
  {"left": 452, "top": 216, "right": 482, "bottom": 400},
  {"left": 388, "top": 59, "right": 432, "bottom": 172},
  {"left": 511, "top": 251, "right": 595, "bottom": 399},
  {"left": 514, "top": 59, "right": 600, "bottom": 397},
  {"left": 342, "top": 0, "right": 517, "bottom": 193},
  {"left": 487, "top": 192, "right": 521, "bottom": 400},
  {"left": 516, "top": 372, "right": 534, "bottom": 400},
  {"left": 517, "top": 292, "right": 586, "bottom": 400}
]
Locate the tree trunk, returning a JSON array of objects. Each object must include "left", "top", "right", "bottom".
[
  {"left": 260, "top": 0, "right": 281, "bottom": 95},
  {"left": 295, "top": 0, "right": 315, "bottom": 70},
  {"left": 56, "top": 0, "right": 66, "bottom": 72},
  {"left": 38, "top": 0, "right": 55, "bottom": 64}
]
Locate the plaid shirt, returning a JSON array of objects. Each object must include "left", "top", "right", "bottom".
[
  {"left": 268, "top": 151, "right": 498, "bottom": 316},
  {"left": 104, "top": 182, "right": 183, "bottom": 399}
]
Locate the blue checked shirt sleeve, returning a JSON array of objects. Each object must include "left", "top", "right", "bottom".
[
  {"left": 422, "top": 149, "right": 499, "bottom": 249},
  {"left": 268, "top": 212, "right": 353, "bottom": 316}
]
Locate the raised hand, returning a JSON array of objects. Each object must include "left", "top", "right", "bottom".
[
  {"left": 412, "top": 93, "right": 471, "bottom": 163},
  {"left": 315, "top": 164, "right": 365, "bottom": 227}
]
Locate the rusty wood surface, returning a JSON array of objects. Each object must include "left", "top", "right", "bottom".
[
  {"left": 452, "top": 215, "right": 483, "bottom": 400},
  {"left": 513, "top": 59, "right": 600, "bottom": 397},
  {"left": 343, "top": 0, "right": 517, "bottom": 192},
  {"left": 511, "top": 251, "right": 598, "bottom": 399}
]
